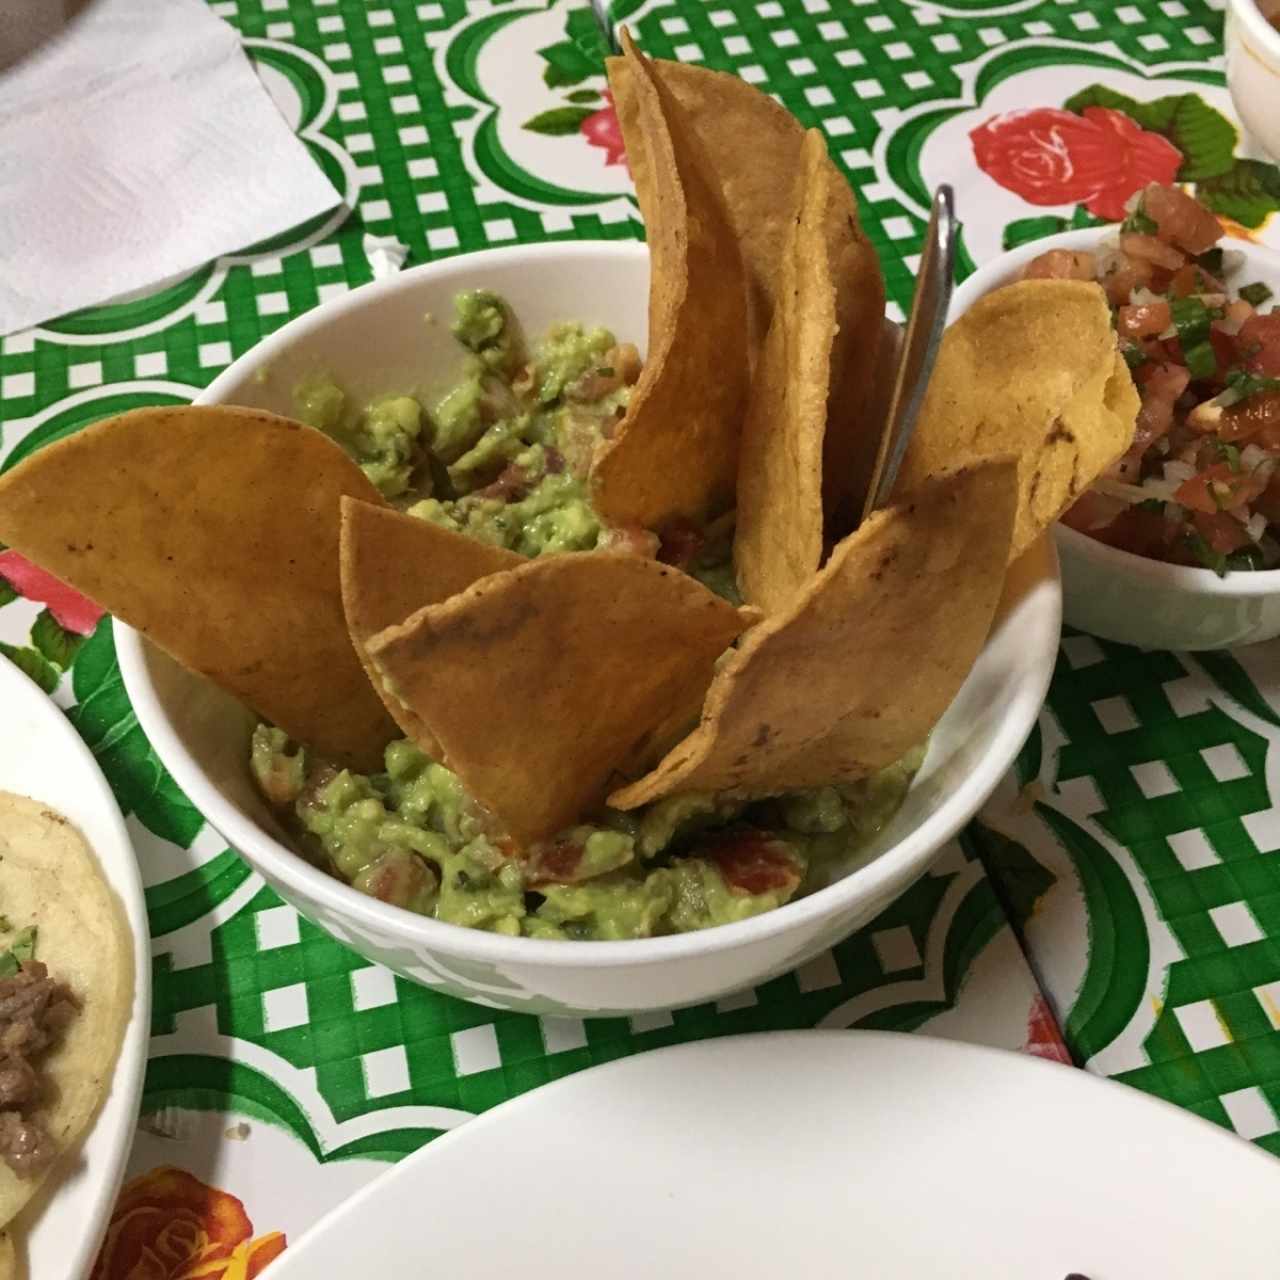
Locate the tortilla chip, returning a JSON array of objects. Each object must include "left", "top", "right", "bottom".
[
  {"left": 592, "top": 33, "right": 749, "bottom": 530},
  {"left": 894, "top": 280, "right": 1138, "bottom": 560},
  {"left": 734, "top": 129, "right": 884, "bottom": 612},
  {"left": 612, "top": 55, "right": 803, "bottom": 355},
  {"left": 610, "top": 460, "right": 1017, "bottom": 808},
  {"left": 0, "top": 794, "right": 132, "bottom": 1238},
  {"left": 365, "top": 553, "right": 754, "bottom": 844},
  {"left": 339, "top": 497, "right": 522, "bottom": 760},
  {"left": 0, "top": 407, "right": 395, "bottom": 769}
]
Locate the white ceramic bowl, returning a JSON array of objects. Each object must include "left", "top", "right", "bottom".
[
  {"left": 1227, "top": 0, "right": 1280, "bottom": 163},
  {"left": 955, "top": 227, "right": 1280, "bottom": 651},
  {"left": 116, "top": 241, "right": 1061, "bottom": 1016}
]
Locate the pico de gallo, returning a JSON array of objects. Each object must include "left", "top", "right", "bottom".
[{"left": 1025, "top": 182, "right": 1280, "bottom": 574}]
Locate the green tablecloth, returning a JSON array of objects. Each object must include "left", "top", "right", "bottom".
[{"left": 2, "top": 0, "right": 1276, "bottom": 1266}]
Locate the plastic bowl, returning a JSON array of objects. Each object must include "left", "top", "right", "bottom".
[
  {"left": 117, "top": 240, "right": 1061, "bottom": 1015},
  {"left": 954, "top": 227, "right": 1280, "bottom": 651}
]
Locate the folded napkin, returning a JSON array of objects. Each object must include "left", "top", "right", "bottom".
[{"left": 0, "top": 0, "right": 340, "bottom": 336}]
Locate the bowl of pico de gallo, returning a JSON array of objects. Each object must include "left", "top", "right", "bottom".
[{"left": 953, "top": 182, "right": 1280, "bottom": 651}]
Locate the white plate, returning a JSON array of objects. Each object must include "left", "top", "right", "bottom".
[
  {"left": 0, "top": 660, "right": 149, "bottom": 1278},
  {"left": 272, "top": 1031, "right": 1280, "bottom": 1279}
]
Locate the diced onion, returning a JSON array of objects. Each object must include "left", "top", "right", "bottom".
[
  {"left": 1248, "top": 512, "right": 1268, "bottom": 543},
  {"left": 1164, "top": 502, "right": 1185, "bottom": 525},
  {"left": 1222, "top": 249, "right": 1246, "bottom": 277},
  {"left": 1130, "top": 286, "right": 1162, "bottom": 306},
  {"left": 1242, "top": 444, "right": 1269, "bottom": 470},
  {"left": 1163, "top": 460, "right": 1196, "bottom": 485}
]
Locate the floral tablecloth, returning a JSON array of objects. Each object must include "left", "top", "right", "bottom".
[{"left": 2, "top": 0, "right": 1278, "bottom": 1271}]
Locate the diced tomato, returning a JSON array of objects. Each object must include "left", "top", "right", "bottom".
[
  {"left": 1238, "top": 312, "right": 1280, "bottom": 376},
  {"left": 1022, "top": 249, "right": 1098, "bottom": 281},
  {"left": 1117, "top": 302, "right": 1171, "bottom": 339},
  {"left": 1220, "top": 389, "right": 1280, "bottom": 445},
  {"left": 658, "top": 519, "right": 705, "bottom": 569},
  {"left": 1142, "top": 182, "right": 1224, "bottom": 255},
  {"left": 523, "top": 836, "right": 604, "bottom": 886},
  {"left": 1061, "top": 490, "right": 1126, "bottom": 532},
  {"left": 1208, "top": 328, "right": 1238, "bottom": 379},
  {"left": 1120, "top": 233, "right": 1185, "bottom": 271},
  {"left": 1101, "top": 252, "right": 1154, "bottom": 306},
  {"left": 1253, "top": 473, "right": 1280, "bottom": 523},
  {"left": 1092, "top": 505, "right": 1177, "bottom": 558},
  {"left": 705, "top": 830, "right": 803, "bottom": 897},
  {"left": 1132, "top": 362, "right": 1192, "bottom": 451},
  {"left": 1174, "top": 462, "right": 1268, "bottom": 514},
  {"left": 1193, "top": 510, "right": 1253, "bottom": 554}
]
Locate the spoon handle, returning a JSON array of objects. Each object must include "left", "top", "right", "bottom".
[{"left": 860, "top": 185, "right": 957, "bottom": 521}]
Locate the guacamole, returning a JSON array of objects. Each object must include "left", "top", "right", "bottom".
[
  {"left": 251, "top": 291, "right": 920, "bottom": 941},
  {"left": 252, "top": 727, "right": 922, "bottom": 941}
]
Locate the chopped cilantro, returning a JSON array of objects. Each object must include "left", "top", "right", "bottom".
[
  {"left": 1197, "top": 247, "right": 1225, "bottom": 276},
  {"left": 1185, "top": 531, "right": 1228, "bottom": 576},
  {"left": 1213, "top": 440, "right": 1243, "bottom": 471},
  {"left": 1122, "top": 343, "right": 1148, "bottom": 370},
  {"left": 1171, "top": 296, "right": 1212, "bottom": 356},
  {"left": 1136, "top": 498, "right": 1165, "bottom": 513},
  {"left": 1227, "top": 546, "right": 1266, "bottom": 571},
  {"left": 1184, "top": 339, "right": 1217, "bottom": 381},
  {"left": 0, "top": 926, "right": 36, "bottom": 978},
  {"left": 1122, "top": 207, "right": 1158, "bottom": 236},
  {"left": 1240, "top": 282, "right": 1274, "bottom": 307},
  {"left": 1226, "top": 368, "right": 1280, "bottom": 401}
]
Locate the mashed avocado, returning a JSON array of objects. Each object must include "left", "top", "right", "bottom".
[
  {"left": 260, "top": 291, "right": 921, "bottom": 940},
  {"left": 293, "top": 290, "right": 637, "bottom": 557},
  {"left": 252, "top": 727, "right": 922, "bottom": 941}
]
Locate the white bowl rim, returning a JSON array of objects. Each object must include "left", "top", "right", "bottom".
[
  {"left": 954, "top": 225, "right": 1280, "bottom": 598},
  {"left": 1228, "top": 0, "right": 1280, "bottom": 64},
  {"left": 117, "top": 238, "right": 1061, "bottom": 970}
]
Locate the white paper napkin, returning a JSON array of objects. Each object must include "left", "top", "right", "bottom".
[{"left": 0, "top": 0, "right": 341, "bottom": 336}]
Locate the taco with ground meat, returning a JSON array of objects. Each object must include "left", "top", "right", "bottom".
[{"left": 0, "top": 792, "right": 132, "bottom": 1276}]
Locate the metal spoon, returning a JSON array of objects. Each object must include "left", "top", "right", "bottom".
[
  {"left": 588, "top": 0, "right": 621, "bottom": 53},
  {"left": 859, "top": 184, "right": 957, "bottom": 522}
]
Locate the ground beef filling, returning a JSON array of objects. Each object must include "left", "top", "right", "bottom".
[{"left": 0, "top": 963, "right": 77, "bottom": 1178}]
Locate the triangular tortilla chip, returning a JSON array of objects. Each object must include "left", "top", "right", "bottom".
[
  {"left": 365, "top": 553, "right": 755, "bottom": 844},
  {"left": 339, "top": 497, "right": 522, "bottom": 758},
  {"left": 0, "top": 406, "right": 395, "bottom": 768},
  {"left": 592, "top": 33, "right": 749, "bottom": 530},
  {"left": 735, "top": 128, "right": 884, "bottom": 612},
  {"left": 894, "top": 279, "right": 1138, "bottom": 560},
  {"left": 610, "top": 460, "right": 1017, "bottom": 808}
]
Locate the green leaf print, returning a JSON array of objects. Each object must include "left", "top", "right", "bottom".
[
  {"left": 566, "top": 89, "right": 601, "bottom": 104},
  {"left": 66, "top": 620, "right": 203, "bottom": 849},
  {"left": 1063, "top": 85, "right": 1238, "bottom": 183},
  {"left": 0, "top": 644, "right": 59, "bottom": 694},
  {"left": 0, "top": 578, "right": 15, "bottom": 608},
  {"left": 29, "top": 609, "right": 85, "bottom": 670},
  {"left": 1197, "top": 159, "right": 1280, "bottom": 228},
  {"left": 539, "top": 41, "right": 598, "bottom": 88},
  {"left": 524, "top": 106, "right": 594, "bottom": 136},
  {"left": 537, "top": 6, "right": 609, "bottom": 89}
]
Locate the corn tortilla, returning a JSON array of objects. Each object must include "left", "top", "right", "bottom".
[
  {"left": 610, "top": 460, "right": 1018, "bottom": 808},
  {"left": 365, "top": 553, "right": 755, "bottom": 844},
  {"left": 735, "top": 129, "right": 885, "bottom": 612},
  {"left": 0, "top": 793, "right": 132, "bottom": 1244},
  {"left": 0, "top": 407, "right": 395, "bottom": 770},
  {"left": 339, "top": 497, "right": 521, "bottom": 760},
  {"left": 894, "top": 279, "right": 1139, "bottom": 560},
  {"left": 592, "top": 33, "right": 749, "bottom": 530}
]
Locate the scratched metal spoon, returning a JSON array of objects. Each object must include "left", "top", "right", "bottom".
[{"left": 860, "top": 185, "right": 957, "bottom": 523}]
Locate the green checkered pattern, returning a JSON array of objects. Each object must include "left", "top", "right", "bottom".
[
  {"left": 1007, "top": 633, "right": 1280, "bottom": 1155},
  {"left": 144, "top": 842, "right": 1002, "bottom": 1145},
  {"left": 4, "top": 0, "right": 1279, "bottom": 1166}
]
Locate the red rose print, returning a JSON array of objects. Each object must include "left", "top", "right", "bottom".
[
  {"left": 581, "top": 90, "right": 626, "bottom": 169},
  {"left": 0, "top": 549, "right": 102, "bottom": 635},
  {"left": 970, "top": 106, "right": 1183, "bottom": 222},
  {"left": 1022, "top": 994, "right": 1073, "bottom": 1065}
]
